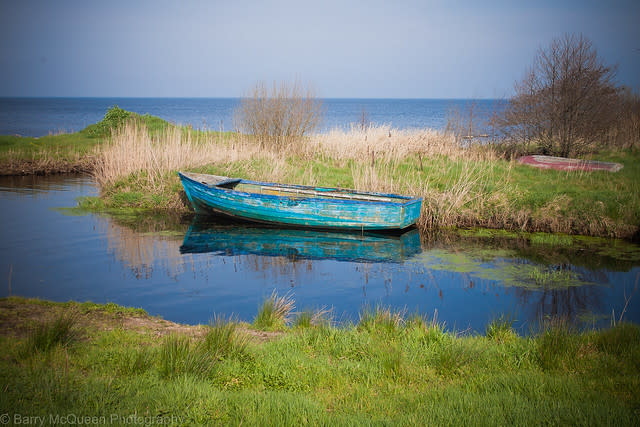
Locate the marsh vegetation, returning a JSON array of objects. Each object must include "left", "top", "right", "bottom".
[{"left": 78, "top": 114, "right": 639, "bottom": 240}]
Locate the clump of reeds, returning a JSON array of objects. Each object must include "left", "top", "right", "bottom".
[
  {"left": 294, "top": 306, "right": 333, "bottom": 328},
  {"left": 92, "top": 121, "right": 262, "bottom": 188},
  {"left": 203, "top": 314, "right": 249, "bottom": 360},
  {"left": 253, "top": 290, "right": 295, "bottom": 331},
  {"left": 308, "top": 123, "right": 500, "bottom": 162},
  {"left": 534, "top": 317, "right": 579, "bottom": 371},
  {"left": 358, "top": 305, "right": 407, "bottom": 334},
  {"left": 405, "top": 310, "right": 448, "bottom": 344},
  {"left": 158, "top": 334, "right": 215, "bottom": 379},
  {"left": 485, "top": 314, "right": 517, "bottom": 343},
  {"left": 118, "top": 347, "right": 156, "bottom": 375},
  {"left": 23, "top": 312, "right": 79, "bottom": 355}
]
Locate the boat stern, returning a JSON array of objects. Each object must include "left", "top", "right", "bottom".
[{"left": 401, "top": 198, "right": 423, "bottom": 229}]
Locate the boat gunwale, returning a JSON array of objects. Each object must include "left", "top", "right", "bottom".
[{"left": 178, "top": 172, "right": 422, "bottom": 207}]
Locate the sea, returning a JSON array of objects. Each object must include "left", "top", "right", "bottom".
[{"left": 0, "top": 97, "right": 501, "bottom": 137}]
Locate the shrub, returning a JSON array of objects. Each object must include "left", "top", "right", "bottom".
[
  {"left": 83, "top": 106, "right": 133, "bottom": 137},
  {"left": 234, "top": 80, "right": 323, "bottom": 148}
]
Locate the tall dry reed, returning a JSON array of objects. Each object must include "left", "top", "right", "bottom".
[
  {"left": 306, "top": 124, "right": 498, "bottom": 162},
  {"left": 93, "top": 121, "right": 271, "bottom": 188},
  {"left": 310, "top": 124, "right": 512, "bottom": 230}
]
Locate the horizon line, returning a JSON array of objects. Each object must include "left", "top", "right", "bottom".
[{"left": 0, "top": 95, "right": 505, "bottom": 101}]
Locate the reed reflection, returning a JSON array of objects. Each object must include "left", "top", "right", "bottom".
[
  {"left": 99, "top": 214, "right": 187, "bottom": 280},
  {"left": 514, "top": 284, "right": 605, "bottom": 324}
]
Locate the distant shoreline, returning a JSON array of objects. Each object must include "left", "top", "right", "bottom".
[{"left": 0, "top": 97, "right": 503, "bottom": 137}]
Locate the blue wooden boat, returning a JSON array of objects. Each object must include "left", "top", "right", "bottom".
[{"left": 178, "top": 172, "right": 422, "bottom": 231}]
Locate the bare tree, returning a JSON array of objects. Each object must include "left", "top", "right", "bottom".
[
  {"left": 606, "top": 87, "right": 640, "bottom": 149},
  {"left": 234, "top": 80, "right": 323, "bottom": 148},
  {"left": 499, "top": 34, "right": 619, "bottom": 156}
]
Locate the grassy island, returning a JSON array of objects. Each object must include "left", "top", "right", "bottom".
[{"left": 1, "top": 296, "right": 638, "bottom": 424}]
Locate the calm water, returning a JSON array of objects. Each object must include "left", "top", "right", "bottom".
[
  {"left": 1, "top": 175, "right": 638, "bottom": 333},
  {"left": 0, "top": 97, "right": 501, "bottom": 137}
]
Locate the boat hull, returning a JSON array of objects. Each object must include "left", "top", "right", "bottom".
[{"left": 178, "top": 172, "right": 422, "bottom": 231}]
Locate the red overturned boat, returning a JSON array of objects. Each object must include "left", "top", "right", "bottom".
[{"left": 517, "top": 155, "right": 623, "bottom": 172}]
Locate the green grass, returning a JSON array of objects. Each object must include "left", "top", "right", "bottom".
[
  {"left": 0, "top": 296, "right": 148, "bottom": 316},
  {"left": 485, "top": 314, "right": 517, "bottom": 343},
  {"left": 1, "top": 299, "right": 639, "bottom": 424},
  {"left": 21, "top": 312, "right": 79, "bottom": 355},
  {"left": 0, "top": 132, "right": 98, "bottom": 162},
  {"left": 203, "top": 315, "right": 249, "bottom": 360},
  {"left": 158, "top": 334, "right": 216, "bottom": 379},
  {"left": 293, "top": 306, "right": 333, "bottom": 329}
]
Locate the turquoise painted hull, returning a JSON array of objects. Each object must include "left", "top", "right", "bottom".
[{"left": 178, "top": 172, "right": 422, "bottom": 231}]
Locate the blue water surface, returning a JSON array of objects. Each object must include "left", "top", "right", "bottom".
[
  {"left": 1, "top": 175, "right": 638, "bottom": 334},
  {"left": 0, "top": 97, "right": 502, "bottom": 137}
]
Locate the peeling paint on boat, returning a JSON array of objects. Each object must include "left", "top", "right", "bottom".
[{"left": 178, "top": 172, "right": 422, "bottom": 231}]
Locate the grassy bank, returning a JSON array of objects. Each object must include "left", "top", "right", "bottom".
[
  {"left": 0, "top": 132, "right": 98, "bottom": 175},
  {"left": 0, "top": 106, "right": 170, "bottom": 175},
  {"left": 1, "top": 296, "right": 638, "bottom": 424}
]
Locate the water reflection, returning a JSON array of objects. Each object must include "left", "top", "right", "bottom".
[
  {"left": 180, "top": 217, "right": 422, "bottom": 263},
  {"left": 0, "top": 174, "right": 90, "bottom": 196},
  {"left": 102, "top": 213, "right": 639, "bottom": 329},
  {"left": 514, "top": 285, "right": 605, "bottom": 324},
  {"left": 99, "top": 214, "right": 187, "bottom": 280}
]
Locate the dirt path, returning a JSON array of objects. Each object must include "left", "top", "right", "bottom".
[{"left": 0, "top": 297, "right": 282, "bottom": 343}]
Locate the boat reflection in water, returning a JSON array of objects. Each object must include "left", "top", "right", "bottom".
[{"left": 180, "top": 217, "right": 422, "bottom": 263}]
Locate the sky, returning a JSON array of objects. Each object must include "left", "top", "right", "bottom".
[{"left": 1, "top": 0, "right": 638, "bottom": 98}]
